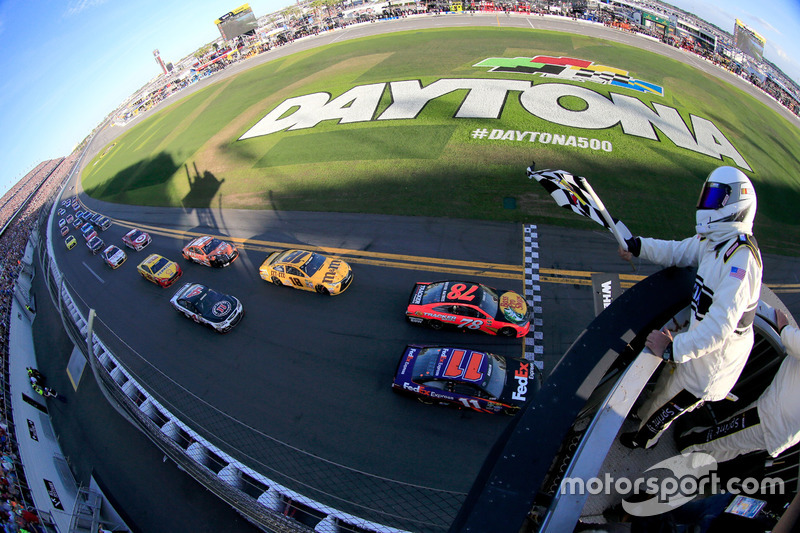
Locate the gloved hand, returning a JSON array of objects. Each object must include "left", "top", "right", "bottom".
[{"left": 618, "top": 236, "right": 641, "bottom": 261}]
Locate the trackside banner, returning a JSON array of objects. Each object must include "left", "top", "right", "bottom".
[{"left": 239, "top": 60, "right": 750, "bottom": 171}]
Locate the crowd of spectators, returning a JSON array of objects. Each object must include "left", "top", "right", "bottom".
[
  {"left": 115, "top": 3, "right": 800, "bottom": 127},
  {"left": 0, "top": 153, "right": 76, "bottom": 532}
]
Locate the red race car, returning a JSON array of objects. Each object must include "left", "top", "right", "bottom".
[
  {"left": 122, "top": 228, "right": 152, "bottom": 251},
  {"left": 406, "top": 280, "right": 530, "bottom": 337}
]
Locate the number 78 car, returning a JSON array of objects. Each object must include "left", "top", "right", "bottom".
[
  {"left": 405, "top": 281, "right": 530, "bottom": 337},
  {"left": 392, "top": 345, "right": 539, "bottom": 414}
]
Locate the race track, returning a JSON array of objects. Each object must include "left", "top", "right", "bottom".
[{"left": 46, "top": 13, "right": 800, "bottom": 532}]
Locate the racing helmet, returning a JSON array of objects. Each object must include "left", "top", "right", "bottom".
[{"left": 695, "top": 166, "right": 756, "bottom": 237}]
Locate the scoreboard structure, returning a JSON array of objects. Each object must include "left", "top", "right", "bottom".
[
  {"left": 734, "top": 18, "right": 766, "bottom": 62},
  {"left": 215, "top": 4, "right": 258, "bottom": 41}
]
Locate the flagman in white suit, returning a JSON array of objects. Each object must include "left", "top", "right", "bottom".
[
  {"left": 617, "top": 166, "right": 763, "bottom": 449},
  {"left": 677, "top": 309, "right": 800, "bottom": 462}
]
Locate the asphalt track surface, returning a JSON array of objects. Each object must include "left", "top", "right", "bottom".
[{"left": 39, "top": 13, "right": 800, "bottom": 532}]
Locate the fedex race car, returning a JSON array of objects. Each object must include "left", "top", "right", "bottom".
[
  {"left": 392, "top": 345, "right": 538, "bottom": 414},
  {"left": 259, "top": 249, "right": 353, "bottom": 295},
  {"left": 181, "top": 235, "right": 239, "bottom": 268},
  {"left": 405, "top": 281, "right": 530, "bottom": 337}
]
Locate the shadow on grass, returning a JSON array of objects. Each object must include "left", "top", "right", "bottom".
[
  {"left": 182, "top": 162, "right": 225, "bottom": 229},
  {"left": 84, "top": 152, "right": 179, "bottom": 200},
  {"left": 84, "top": 151, "right": 225, "bottom": 212}
]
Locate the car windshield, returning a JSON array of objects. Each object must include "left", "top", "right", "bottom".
[
  {"left": 411, "top": 347, "right": 444, "bottom": 381},
  {"left": 483, "top": 353, "right": 507, "bottom": 398},
  {"left": 129, "top": 230, "right": 142, "bottom": 240},
  {"left": 420, "top": 283, "right": 446, "bottom": 304},
  {"left": 300, "top": 253, "right": 327, "bottom": 277},
  {"left": 152, "top": 258, "right": 169, "bottom": 272},
  {"left": 201, "top": 238, "right": 223, "bottom": 254}
]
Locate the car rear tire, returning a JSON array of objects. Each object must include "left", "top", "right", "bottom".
[
  {"left": 316, "top": 285, "right": 330, "bottom": 295},
  {"left": 499, "top": 327, "right": 517, "bottom": 337},
  {"left": 428, "top": 320, "right": 444, "bottom": 330},
  {"left": 271, "top": 276, "right": 282, "bottom": 287}
]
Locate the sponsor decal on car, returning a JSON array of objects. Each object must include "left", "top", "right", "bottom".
[
  {"left": 423, "top": 312, "right": 456, "bottom": 322},
  {"left": 499, "top": 291, "right": 527, "bottom": 323},
  {"left": 512, "top": 361, "right": 531, "bottom": 401},
  {"left": 212, "top": 301, "right": 232, "bottom": 317},
  {"left": 322, "top": 260, "right": 343, "bottom": 284},
  {"left": 411, "top": 285, "right": 425, "bottom": 304}
]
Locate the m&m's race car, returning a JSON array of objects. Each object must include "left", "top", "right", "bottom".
[
  {"left": 259, "top": 249, "right": 353, "bottom": 295},
  {"left": 405, "top": 281, "right": 530, "bottom": 337},
  {"left": 392, "top": 345, "right": 538, "bottom": 414}
]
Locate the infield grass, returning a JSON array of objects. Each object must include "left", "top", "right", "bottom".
[{"left": 82, "top": 27, "right": 800, "bottom": 254}]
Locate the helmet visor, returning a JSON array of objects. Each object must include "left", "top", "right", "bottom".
[{"left": 697, "top": 182, "right": 731, "bottom": 210}]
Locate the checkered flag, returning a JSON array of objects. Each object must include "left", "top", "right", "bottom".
[{"left": 526, "top": 165, "right": 633, "bottom": 244}]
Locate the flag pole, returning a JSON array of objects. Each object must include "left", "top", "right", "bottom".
[
  {"left": 577, "top": 177, "right": 636, "bottom": 271},
  {"left": 577, "top": 176, "right": 626, "bottom": 249}
]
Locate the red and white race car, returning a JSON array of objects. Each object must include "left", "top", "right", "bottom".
[
  {"left": 122, "top": 228, "right": 152, "bottom": 251},
  {"left": 405, "top": 280, "right": 530, "bottom": 337}
]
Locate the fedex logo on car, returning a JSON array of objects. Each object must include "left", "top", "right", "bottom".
[{"left": 512, "top": 362, "right": 531, "bottom": 401}]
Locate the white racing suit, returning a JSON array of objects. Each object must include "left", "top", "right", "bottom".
[
  {"left": 679, "top": 323, "right": 800, "bottom": 462},
  {"left": 631, "top": 231, "right": 763, "bottom": 448}
]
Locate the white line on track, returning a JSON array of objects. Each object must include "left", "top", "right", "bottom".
[{"left": 82, "top": 262, "right": 105, "bottom": 284}]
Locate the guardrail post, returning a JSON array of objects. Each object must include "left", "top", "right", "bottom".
[{"left": 86, "top": 309, "right": 95, "bottom": 356}]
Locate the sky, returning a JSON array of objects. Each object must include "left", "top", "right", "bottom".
[{"left": 0, "top": 0, "right": 798, "bottom": 199}]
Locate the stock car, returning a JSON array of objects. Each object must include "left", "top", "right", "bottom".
[
  {"left": 101, "top": 245, "right": 127, "bottom": 269},
  {"left": 405, "top": 281, "right": 530, "bottom": 337},
  {"left": 181, "top": 235, "right": 239, "bottom": 268},
  {"left": 137, "top": 254, "right": 182, "bottom": 288},
  {"left": 170, "top": 283, "right": 244, "bottom": 333},
  {"left": 259, "top": 249, "right": 353, "bottom": 295},
  {"left": 122, "top": 228, "right": 151, "bottom": 251},
  {"left": 60, "top": 226, "right": 69, "bottom": 237},
  {"left": 392, "top": 345, "right": 538, "bottom": 414},
  {"left": 96, "top": 217, "right": 111, "bottom": 231},
  {"left": 65, "top": 235, "right": 77, "bottom": 250},
  {"left": 86, "top": 236, "right": 104, "bottom": 255}
]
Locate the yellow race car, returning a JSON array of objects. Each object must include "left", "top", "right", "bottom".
[
  {"left": 137, "top": 254, "right": 183, "bottom": 288},
  {"left": 259, "top": 249, "right": 353, "bottom": 295}
]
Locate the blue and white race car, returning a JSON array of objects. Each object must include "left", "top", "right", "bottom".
[{"left": 391, "top": 345, "right": 539, "bottom": 414}]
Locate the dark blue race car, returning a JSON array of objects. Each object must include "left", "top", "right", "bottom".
[{"left": 391, "top": 345, "right": 539, "bottom": 414}]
